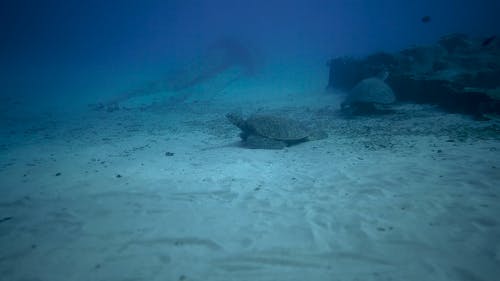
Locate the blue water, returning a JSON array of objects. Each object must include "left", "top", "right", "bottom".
[{"left": 2, "top": 0, "right": 500, "bottom": 108}]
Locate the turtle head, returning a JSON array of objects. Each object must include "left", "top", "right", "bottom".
[
  {"left": 376, "top": 69, "right": 389, "bottom": 81},
  {"left": 226, "top": 111, "right": 246, "bottom": 130}
]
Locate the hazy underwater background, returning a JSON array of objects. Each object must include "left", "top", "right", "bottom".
[
  {"left": 2, "top": 0, "right": 500, "bottom": 112},
  {"left": 1, "top": 1, "right": 500, "bottom": 281}
]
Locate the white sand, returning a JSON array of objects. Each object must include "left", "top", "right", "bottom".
[{"left": 1, "top": 62, "right": 499, "bottom": 281}]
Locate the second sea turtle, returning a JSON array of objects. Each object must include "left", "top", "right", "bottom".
[{"left": 341, "top": 70, "right": 396, "bottom": 114}]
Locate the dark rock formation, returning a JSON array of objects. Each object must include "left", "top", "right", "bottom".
[{"left": 327, "top": 33, "right": 500, "bottom": 119}]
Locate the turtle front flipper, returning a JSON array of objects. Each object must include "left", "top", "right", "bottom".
[
  {"left": 244, "top": 135, "right": 287, "bottom": 149},
  {"left": 307, "top": 129, "right": 328, "bottom": 141}
]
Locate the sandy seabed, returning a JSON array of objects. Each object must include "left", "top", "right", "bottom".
[{"left": 1, "top": 64, "right": 499, "bottom": 281}]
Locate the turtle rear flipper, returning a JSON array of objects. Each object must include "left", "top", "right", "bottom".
[{"left": 244, "top": 135, "right": 287, "bottom": 149}]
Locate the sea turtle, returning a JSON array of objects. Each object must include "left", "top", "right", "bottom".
[
  {"left": 226, "top": 112, "right": 327, "bottom": 149},
  {"left": 341, "top": 70, "right": 396, "bottom": 114}
]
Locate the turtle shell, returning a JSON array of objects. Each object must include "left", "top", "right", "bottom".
[
  {"left": 245, "top": 114, "right": 310, "bottom": 141},
  {"left": 346, "top": 77, "right": 396, "bottom": 105}
]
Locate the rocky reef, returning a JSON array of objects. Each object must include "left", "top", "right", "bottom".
[{"left": 327, "top": 34, "right": 500, "bottom": 119}]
